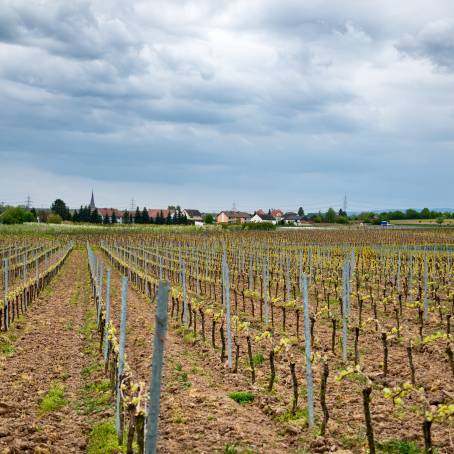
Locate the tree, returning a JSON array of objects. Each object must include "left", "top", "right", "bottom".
[
  {"left": 134, "top": 206, "right": 142, "bottom": 224},
  {"left": 405, "top": 208, "right": 419, "bottom": 219},
  {"left": 203, "top": 213, "right": 214, "bottom": 224},
  {"left": 142, "top": 207, "right": 150, "bottom": 224},
  {"left": 298, "top": 207, "right": 305, "bottom": 217},
  {"left": 420, "top": 208, "right": 431, "bottom": 219},
  {"left": 338, "top": 208, "right": 347, "bottom": 217},
  {"left": 51, "top": 199, "right": 71, "bottom": 220},
  {"left": 111, "top": 210, "right": 118, "bottom": 224},
  {"left": 325, "top": 208, "right": 337, "bottom": 223},
  {"left": 90, "top": 208, "right": 102, "bottom": 224},
  {"left": 0, "top": 207, "right": 35, "bottom": 224},
  {"left": 47, "top": 213, "right": 63, "bottom": 224},
  {"left": 103, "top": 213, "right": 111, "bottom": 224}
]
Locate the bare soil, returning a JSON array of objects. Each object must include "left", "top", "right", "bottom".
[{"left": 0, "top": 249, "right": 106, "bottom": 453}]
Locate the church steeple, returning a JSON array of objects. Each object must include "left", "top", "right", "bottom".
[{"left": 89, "top": 190, "right": 96, "bottom": 210}]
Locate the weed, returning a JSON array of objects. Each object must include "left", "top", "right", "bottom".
[
  {"left": 0, "top": 336, "right": 14, "bottom": 355},
  {"left": 82, "top": 363, "right": 101, "bottom": 379},
  {"left": 253, "top": 353, "right": 264, "bottom": 366},
  {"left": 224, "top": 445, "right": 238, "bottom": 454},
  {"left": 183, "top": 332, "right": 197, "bottom": 344},
  {"left": 378, "top": 440, "right": 423, "bottom": 454},
  {"left": 60, "top": 371, "right": 71, "bottom": 381},
  {"left": 87, "top": 420, "right": 126, "bottom": 454},
  {"left": 64, "top": 321, "right": 74, "bottom": 331},
  {"left": 277, "top": 408, "right": 308, "bottom": 427},
  {"left": 39, "top": 383, "right": 67, "bottom": 413},
  {"left": 76, "top": 379, "right": 111, "bottom": 414},
  {"left": 228, "top": 391, "right": 255, "bottom": 404}
]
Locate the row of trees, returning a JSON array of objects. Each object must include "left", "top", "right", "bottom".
[
  {"left": 57, "top": 200, "right": 189, "bottom": 225},
  {"left": 352, "top": 208, "right": 454, "bottom": 224},
  {"left": 307, "top": 208, "right": 348, "bottom": 224}
]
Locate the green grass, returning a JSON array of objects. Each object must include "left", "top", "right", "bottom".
[
  {"left": 70, "top": 285, "right": 81, "bottom": 305},
  {"left": 223, "top": 445, "right": 256, "bottom": 454},
  {"left": 378, "top": 440, "right": 423, "bottom": 454},
  {"left": 0, "top": 336, "right": 14, "bottom": 355},
  {"left": 228, "top": 391, "right": 255, "bottom": 404},
  {"left": 76, "top": 379, "right": 111, "bottom": 414},
  {"left": 253, "top": 353, "right": 264, "bottom": 366},
  {"left": 87, "top": 420, "right": 126, "bottom": 454},
  {"left": 39, "top": 383, "right": 67, "bottom": 413},
  {"left": 276, "top": 408, "right": 308, "bottom": 427}
]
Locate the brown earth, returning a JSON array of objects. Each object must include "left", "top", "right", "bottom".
[
  {"left": 0, "top": 249, "right": 108, "bottom": 453},
  {"left": 97, "top": 249, "right": 299, "bottom": 453}
]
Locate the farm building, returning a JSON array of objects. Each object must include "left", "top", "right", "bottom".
[{"left": 216, "top": 211, "right": 251, "bottom": 224}]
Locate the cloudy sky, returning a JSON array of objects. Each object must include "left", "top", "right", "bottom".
[{"left": 1, "top": 0, "right": 453, "bottom": 212}]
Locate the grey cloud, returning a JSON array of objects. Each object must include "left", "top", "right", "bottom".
[
  {"left": 0, "top": 0, "right": 453, "bottom": 210},
  {"left": 398, "top": 20, "right": 454, "bottom": 70}
]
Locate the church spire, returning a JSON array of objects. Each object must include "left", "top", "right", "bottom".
[{"left": 89, "top": 190, "right": 96, "bottom": 210}]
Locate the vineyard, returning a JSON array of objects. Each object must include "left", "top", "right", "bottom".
[{"left": 0, "top": 227, "right": 453, "bottom": 453}]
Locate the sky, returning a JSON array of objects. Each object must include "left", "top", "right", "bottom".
[{"left": 0, "top": 0, "right": 453, "bottom": 213}]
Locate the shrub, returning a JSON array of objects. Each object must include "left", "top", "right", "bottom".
[
  {"left": 0, "top": 207, "right": 35, "bottom": 224},
  {"left": 47, "top": 213, "right": 63, "bottom": 224}
]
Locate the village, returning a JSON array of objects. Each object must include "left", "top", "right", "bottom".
[{"left": 81, "top": 192, "right": 311, "bottom": 226}]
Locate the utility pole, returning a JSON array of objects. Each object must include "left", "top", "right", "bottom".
[
  {"left": 343, "top": 194, "right": 348, "bottom": 214},
  {"left": 232, "top": 201, "right": 237, "bottom": 211},
  {"left": 25, "top": 195, "right": 32, "bottom": 209},
  {"left": 130, "top": 198, "right": 135, "bottom": 211}
]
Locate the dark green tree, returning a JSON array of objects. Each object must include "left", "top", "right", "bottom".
[
  {"left": 142, "top": 207, "right": 150, "bottom": 224},
  {"left": 111, "top": 210, "right": 118, "bottom": 224},
  {"left": 325, "top": 208, "right": 337, "bottom": 223},
  {"left": 51, "top": 199, "right": 71, "bottom": 220},
  {"left": 203, "top": 213, "right": 214, "bottom": 224},
  {"left": 298, "top": 207, "right": 305, "bottom": 217},
  {"left": 123, "top": 210, "right": 130, "bottom": 224},
  {"left": 134, "top": 206, "right": 141, "bottom": 224},
  {"left": 90, "top": 208, "right": 102, "bottom": 223}
]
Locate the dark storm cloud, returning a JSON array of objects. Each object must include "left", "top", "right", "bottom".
[{"left": 0, "top": 0, "right": 453, "bottom": 210}]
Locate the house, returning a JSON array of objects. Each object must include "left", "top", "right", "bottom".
[
  {"left": 271, "top": 209, "right": 284, "bottom": 221},
  {"left": 98, "top": 208, "right": 123, "bottom": 223},
  {"left": 216, "top": 211, "right": 251, "bottom": 224},
  {"left": 282, "top": 212, "right": 302, "bottom": 224},
  {"left": 250, "top": 212, "right": 277, "bottom": 224},
  {"left": 182, "top": 209, "right": 204, "bottom": 225}
]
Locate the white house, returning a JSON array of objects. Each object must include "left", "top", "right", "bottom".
[{"left": 250, "top": 213, "right": 277, "bottom": 224}]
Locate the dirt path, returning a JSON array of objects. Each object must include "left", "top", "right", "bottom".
[
  {"left": 0, "top": 249, "right": 107, "bottom": 453},
  {"left": 99, "top": 250, "right": 294, "bottom": 454}
]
